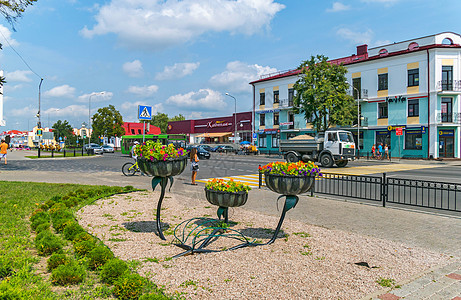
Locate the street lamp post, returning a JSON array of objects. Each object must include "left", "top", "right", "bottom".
[
  {"left": 88, "top": 92, "right": 104, "bottom": 146},
  {"left": 225, "top": 93, "right": 237, "bottom": 144},
  {"left": 347, "top": 82, "right": 360, "bottom": 158}
]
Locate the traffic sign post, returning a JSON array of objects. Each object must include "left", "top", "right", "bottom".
[
  {"left": 395, "top": 128, "right": 403, "bottom": 160},
  {"left": 138, "top": 105, "right": 153, "bottom": 143}
]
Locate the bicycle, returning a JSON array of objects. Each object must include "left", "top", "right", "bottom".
[{"left": 122, "top": 160, "right": 141, "bottom": 176}]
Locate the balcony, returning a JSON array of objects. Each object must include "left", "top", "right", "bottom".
[
  {"left": 279, "top": 98, "right": 294, "bottom": 108},
  {"left": 279, "top": 121, "right": 301, "bottom": 130},
  {"left": 436, "top": 112, "right": 461, "bottom": 123},
  {"left": 436, "top": 80, "right": 461, "bottom": 92},
  {"left": 347, "top": 88, "right": 368, "bottom": 99}
]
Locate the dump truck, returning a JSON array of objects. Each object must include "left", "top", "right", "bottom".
[{"left": 279, "top": 129, "right": 356, "bottom": 167}]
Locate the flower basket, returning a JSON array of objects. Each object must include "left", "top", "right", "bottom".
[
  {"left": 137, "top": 156, "right": 187, "bottom": 177},
  {"left": 264, "top": 173, "right": 314, "bottom": 196},
  {"left": 205, "top": 188, "right": 248, "bottom": 208}
]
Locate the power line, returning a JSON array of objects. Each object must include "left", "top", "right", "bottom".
[{"left": 0, "top": 29, "right": 42, "bottom": 79}]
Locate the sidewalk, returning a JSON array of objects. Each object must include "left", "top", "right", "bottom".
[{"left": 1, "top": 151, "right": 460, "bottom": 299}]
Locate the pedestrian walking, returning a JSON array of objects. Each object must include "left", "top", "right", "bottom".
[
  {"left": 378, "top": 143, "right": 383, "bottom": 160},
  {"left": 371, "top": 144, "right": 376, "bottom": 159},
  {"left": 190, "top": 147, "right": 199, "bottom": 185},
  {"left": 384, "top": 144, "right": 389, "bottom": 160},
  {"left": 0, "top": 139, "right": 8, "bottom": 165}
]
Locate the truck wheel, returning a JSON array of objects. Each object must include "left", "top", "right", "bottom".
[
  {"left": 286, "top": 153, "right": 299, "bottom": 163},
  {"left": 320, "top": 154, "right": 334, "bottom": 168},
  {"left": 336, "top": 160, "right": 348, "bottom": 167}
]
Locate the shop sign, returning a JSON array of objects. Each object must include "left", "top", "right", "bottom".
[
  {"left": 280, "top": 122, "right": 293, "bottom": 126},
  {"left": 396, "top": 128, "right": 403, "bottom": 136},
  {"left": 387, "top": 125, "right": 406, "bottom": 131},
  {"left": 406, "top": 130, "right": 423, "bottom": 135},
  {"left": 256, "top": 109, "right": 281, "bottom": 114},
  {"left": 439, "top": 130, "right": 454, "bottom": 137},
  {"left": 258, "top": 130, "right": 265, "bottom": 134},
  {"left": 264, "top": 129, "right": 279, "bottom": 134},
  {"left": 376, "top": 130, "right": 390, "bottom": 136},
  {"left": 206, "top": 120, "right": 232, "bottom": 128},
  {"left": 421, "top": 126, "right": 426, "bottom": 134},
  {"left": 386, "top": 95, "right": 407, "bottom": 103}
]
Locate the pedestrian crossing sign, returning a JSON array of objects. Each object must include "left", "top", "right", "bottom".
[{"left": 138, "top": 105, "right": 152, "bottom": 120}]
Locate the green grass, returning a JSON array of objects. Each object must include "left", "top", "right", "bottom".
[{"left": 0, "top": 181, "right": 176, "bottom": 299}]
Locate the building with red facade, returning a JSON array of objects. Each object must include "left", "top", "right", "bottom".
[
  {"left": 167, "top": 112, "right": 252, "bottom": 144},
  {"left": 122, "top": 122, "right": 161, "bottom": 136}
]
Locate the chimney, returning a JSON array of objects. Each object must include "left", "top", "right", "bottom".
[{"left": 357, "top": 44, "right": 368, "bottom": 55}]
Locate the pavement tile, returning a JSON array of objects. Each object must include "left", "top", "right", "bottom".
[
  {"left": 429, "top": 281, "right": 461, "bottom": 299},
  {"left": 447, "top": 273, "right": 461, "bottom": 280},
  {"left": 400, "top": 276, "right": 458, "bottom": 300},
  {"left": 377, "top": 293, "right": 400, "bottom": 300},
  {"left": 391, "top": 276, "right": 434, "bottom": 297},
  {"left": 452, "top": 297, "right": 461, "bottom": 300}
]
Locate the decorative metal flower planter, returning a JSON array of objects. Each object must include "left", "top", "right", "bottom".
[
  {"left": 262, "top": 173, "right": 315, "bottom": 245},
  {"left": 137, "top": 156, "right": 187, "bottom": 240},
  {"left": 205, "top": 188, "right": 248, "bottom": 223}
]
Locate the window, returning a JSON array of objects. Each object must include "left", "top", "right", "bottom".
[
  {"left": 259, "top": 135, "right": 267, "bottom": 148},
  {"left": 378, "top": 73, "right": 388, "bottom": 90},
  {"left": 273, "top": 112, "right": 279, "bottom": 126},
  {"left": 378, "top": 102, "right": 388, "bottom": 118},
  {"left": 442, "top": 66, "right": 453, "bottom": 90},
  {"left": 273, "top": 90, "right": 279, "bottom": 104},
  {"left": 408, "top": 99, "right": 419, "bottom": 117},
  {"left": 327, "top": 132, "right": 337, "bottom": 142},
  {"left": 259, "top": 114, "right": 265, "bottom": 126},
  {"left": 405, "top": 131, "right": 422, "bottom": 150},
  {"left": 288, "top": 111, "right": 294, "bottom": 129},
  {"left": 259, "top": 92, "right": 265, "bottom": 105},
  {"left": 352, "top": 78, "right": 361, "bottom": 99},
  {"left": 288, "top": 88, "right": 294, "bottom": 106},
  {"left": 441, "top": 97, "right": 453, "bottom": 122},
  {"left": 272, "top": 135, "right": 279, "bottom": 148},
  {"left": 408, "top": 69, "right": 419, "bottom": 87},
  {"left": 131, "top": 129, "right": 135, "bottom": 134}
]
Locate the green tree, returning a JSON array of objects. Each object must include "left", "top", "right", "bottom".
[
  {"left": 149, "top": 112, "right": 169, "bottom": 133},
  {"left": 52, "top": 120, "right": 73, "bottom": 141},
  {"left": 169, "top": 114, "right": 185, "bottom": 122},
  {"left": 293, "top": 55, "right": 356, "bottom": 132},
  {"left": 0, "top": 0, "right": 37, "bottom": 27},
  {"left": 91, "top": 105, "right": 124, "bottom": 140}
]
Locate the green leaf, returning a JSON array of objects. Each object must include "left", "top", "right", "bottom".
[{"left": 151, "top": 177, "right": 162, "bottom": 192}]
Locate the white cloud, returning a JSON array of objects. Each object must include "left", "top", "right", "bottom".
[
  {"left": 326, "top": 2, "right": 350, "bottom": 12},
  {"left": 210, "top": 61, "right": 277, "bottom": 93},
  {"left": 5, "top": 70, "right": 33, "bottom": 82},
  {"left": 44, "top": 85, "right": 76, "bottom": 98},
  {"left": 127, "top": 85, "right": 159, "bottom": 97},
  {"left": 122, "top": 60, "right": 144, "bottom": 78},
  {"left": 336, "top": 28, "right": 374, "bottom": 45},
  {"left": 155, "top": 62, "right": 200, "bottom": 80},
  {"left": 0, "top": 25, "right": 19, "bottom": 47},
  {"left": 10, "top": 105, "right": 36, "bottom": 117},
  {"left": 77, "top": 91, "right": 113, "bottom": 103},
  {"left": 80, "top": 0, "right": 285, "bottom": 51},
  {"left": 166, "top": 89, "right": 227, "bottom": 111}
]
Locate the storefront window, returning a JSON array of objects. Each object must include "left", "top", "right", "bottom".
[
  {"left": 259, "top": 135, "right": 267, "bottom": 148},
  {"left": 272, "top": 135, "right": 279, "bottom": 148},
  {"left": 405, "top": 130, "right": 422, "bottom": 150}
]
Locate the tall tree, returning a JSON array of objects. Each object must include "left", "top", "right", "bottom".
[
  {"left": 169, "top": 114, "right": 185, "bottom": 122},
  {"left": 52, "top": 120, "right": 73, "bottom": 141},
  {"left": 0, "top": 0, "right": 37, "bottom": 27},
  {"left": 91, "top": 105, "right": 124, "bottom": 139},
  {"left": 149, "top": 112, "right": 169, "bottom": 133},
  {"left": 293, "top": 55, "right": 356, "bottom": 132}
]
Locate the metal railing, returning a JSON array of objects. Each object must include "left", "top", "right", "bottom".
[
  {"left": 436, "top": 80, "right": 461, "bottom": 92},
  {"left": 258, "top": 171, "right": 461, "bottom": 212},
  {"left": 436, "top": 112, "right": 461, "bottom": 123}
]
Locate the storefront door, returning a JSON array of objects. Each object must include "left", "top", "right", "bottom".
[{"left": 439, "top": 136, "right": 454, "bottom": 158}]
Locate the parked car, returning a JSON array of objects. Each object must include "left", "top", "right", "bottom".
[
  {"left": 83, "top": 143, "right": 104, "bottom": 155},
  {"left": 185, "top": 145, "right": 211, "bottom": 159},
  {"left": 199, "top": 144, "right": 213, "bottom": 152},
  {"left": 102, "top": 144, "right": 114, "bottom": 153},
  {"left": 210, "top": 145, "right": 223, "bottom": 152},
  {"left": 216, "top": 145, "right": 237, "bottom": 153}
]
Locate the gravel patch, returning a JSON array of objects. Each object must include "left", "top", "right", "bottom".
[{"left": 76, "top": 190, "right": 451, "bottom": 300}]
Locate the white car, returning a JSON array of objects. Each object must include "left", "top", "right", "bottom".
[
  {"left": 84, "top": 143, "right": 104, "bottom": 155},
  {"left": 102, "top": 144, "right": 114, "bottom": 153}
]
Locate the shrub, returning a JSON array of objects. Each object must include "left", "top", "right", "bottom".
[
  {"left": 49, "top": 203, "right": 67, "bottom": 215},
  {"left": 47, "top": 253, "right": 70, "bottom": 271},
  {"left": 30, "top": 209, "right": 48, "bottom": 223},
  {"left": 31, "top": 214, "right": 51, "bottom": 231},
  {"left": 73, "top": 240, "right": 97, "bottom": 257},
  {"left": 51, "top": 262, "right": 85, "bottom": 286},
  {"left": 113, "top": 273, "right": 145, "bottom": 300},
  {"left": 100, "top": 258, "right": 129, "bottom": 284},
  {"left": 50, "top": 195, "right": 62, "bottom": 203},
  {"left": 50, "top": 209, "right": 73, "bottom": 223},
  {"left": 73, "top": 232, "right": 94, "bottom": 244},
  {"left": 35, "top": 231, "right": 63, "bottom": 256},
  {"left": 0, "top": 260, "right": 13, "bottom": 278},
  {"left": 124, "top": 186, "right": 134, "bottom": 192},
  {"left": 62, "top": 222, "right": 85, "bottom": 241},
  {"left": 87, "top": 245, "right": 114, "bottom": 270},
  {"left": 35, "top": 222, "right": 51, "bottom": 233},
  {"left": 63, "top": 197, "right": 80, "bottom": 208}
]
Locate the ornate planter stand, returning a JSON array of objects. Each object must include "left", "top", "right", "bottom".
[
  {"left": 258, "top": 173, "right": 315, "bottom": 245},
  {"left": 137, "top": 156, "right": 187, "bottom": 240}
]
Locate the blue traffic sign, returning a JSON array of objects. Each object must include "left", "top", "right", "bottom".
[{"left": 138, "top": 105, "right": 153, "bottom": 120}]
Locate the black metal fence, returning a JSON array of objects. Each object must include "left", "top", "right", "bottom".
[{"left": 259, "top": 172, "right": 461, "bottom": 212}]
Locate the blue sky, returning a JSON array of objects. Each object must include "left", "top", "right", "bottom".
[{"left": 1, "top": 0, "right": 460, "bottom": 131}]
